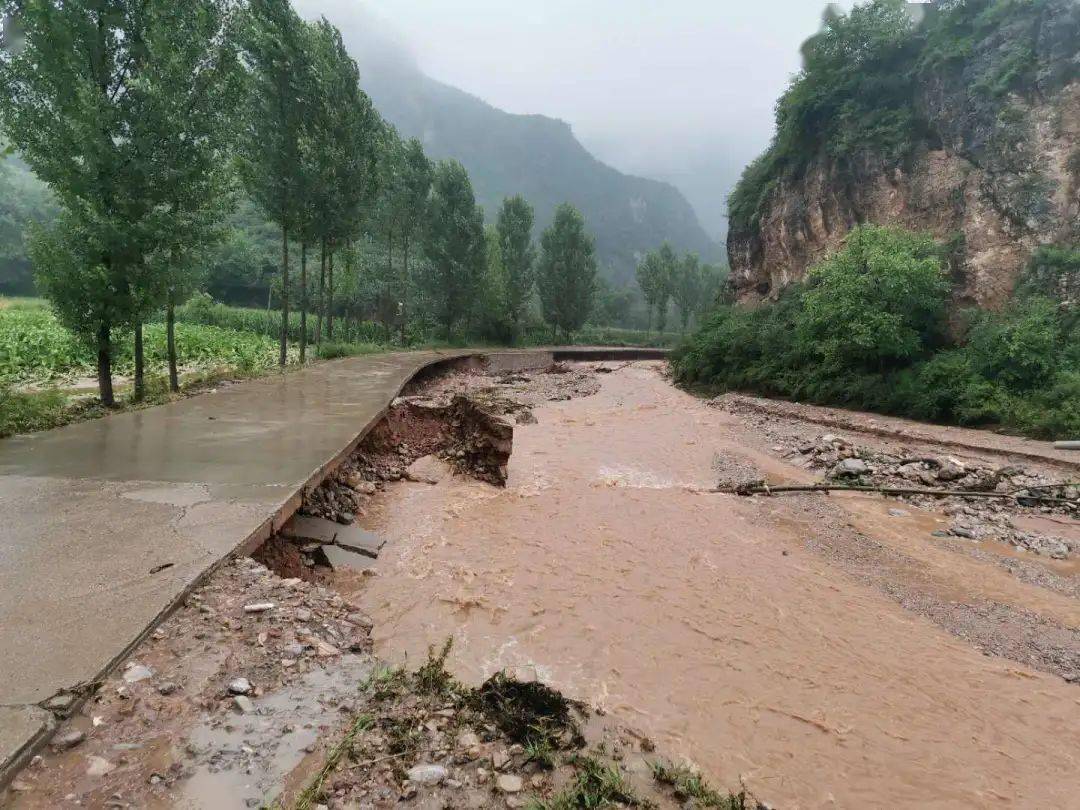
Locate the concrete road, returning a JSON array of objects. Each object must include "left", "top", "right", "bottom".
[{"left": 0, "top": 347, "right": 661, "bottom": 784}]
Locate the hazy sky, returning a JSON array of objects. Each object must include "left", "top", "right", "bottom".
[{"left": 293, "top": 1, "right": 854, "bottom": 239}]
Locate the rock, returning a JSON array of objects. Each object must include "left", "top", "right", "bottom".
[
  {"left": 243, "top": 602, "right": 276, "bottom": 614},
  {"left": 86, "top": 756, "right": 115, "bottom": 777},
  {"left": 834, "top": 458, "right": 869, "bottom": 476},
  {"left": 228, "top": 677, "right": 252, "bottom": 695},
  {"left": 497, "top": 774, "right": 523, "bottom": 794},
  {"left": 820, "top": 434, "right": 844, "bottom": 445},
  {"left": 887, "top": 508, "right": 910, "bottom": 517},
  {"left": 52, "top": 730, "right": 86, "bottom": 751},
  {"left": 406, "top": 764, "right": 448, "bottom": 786},
  {"left": 936, "top": 459, "right": 967, "bottom": 482},
  {"left": 337, "top": 512, "right": 355, "bottom": 525},
  {"left": 123, "top": 663, "right": 154, "bottom": 684},
  {"left": 457, "top": 731, "right": 481, "bottom": 750},
  {"left": 283, "top": 642, "right": 305, "bottom": 658},
  {"left": 295, "top": 608, "right": 312, "bottom": 623},
  {"left": 233, "top": 695, "right": 255, "bottom": 714},
  {"left": 43, "top": 693, "right": 77, "bottom": 713},
  {"left": 314, "top": 639, "right": 341, "bottom": 657},
  {"left": 156, "top": 681, "right": 178, "bottom": 696},
  {"left": 346, "top": 612, "right": 374, "bottom": 630},
  {"left": 492, "top": 749, "right": 511, "bottom": 770}
]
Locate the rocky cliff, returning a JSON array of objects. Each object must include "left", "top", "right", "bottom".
[{"left": 729, "top": 0, "right": 1080, "bottom": 308}]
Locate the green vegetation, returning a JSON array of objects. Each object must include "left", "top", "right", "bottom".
[
  {"left": 537, "top": 204, "right": 599, "bottom": 341},
  {"left": 650, "top": 760, "right": 747, "bottom": 809},
  {"left": 728, "top": 0, "right": 1064, "bottom": 236},
  {"left": 528, "top": 754, "right": 645, "bottom": 810},
  {"left": 636, "top": 243, "right": 725, "bottom": 334},
  {"left": 0, "top": 0, "right": 625, "bottom": 423},
  {"left": 675, "top": 226, "right": 1080, "bottom": 439}
]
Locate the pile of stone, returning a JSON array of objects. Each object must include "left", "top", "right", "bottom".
[{"left": 794, "top": 434, "right": 1079, "bottom": 559}]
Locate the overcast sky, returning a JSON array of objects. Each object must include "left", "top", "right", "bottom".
[{"left": 293, "top": 0, "right": 855, "bottom": 239}]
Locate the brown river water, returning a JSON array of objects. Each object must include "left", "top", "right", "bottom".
[{"left": 349, "top": 363, "right": 1080, "bottom": 809}]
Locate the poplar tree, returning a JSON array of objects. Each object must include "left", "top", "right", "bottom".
[
  {"left": 537, "top": 203, "right": 597, "bottom": 342},
  {"left": 238, "top": 0, "right": 311, "bottom": 367},
  {"left": 672, "top": 252, "right": 703, "bottom": 333},
  {"left": 0, "top": 0, "right": 244, "bottom": 404},
  {"left": 420, "top": 160, "right": 485, "bottom": 340},
  {"left": 496, "top": 195, "right": 536, "bottom": 338}
]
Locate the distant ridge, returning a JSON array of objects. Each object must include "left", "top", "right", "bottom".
[{"left": 325, "top": 11, "right": 720, "bottom": 286}]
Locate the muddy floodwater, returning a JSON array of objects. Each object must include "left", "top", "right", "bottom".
[{"left": 350, "top": 363, "right": 1080, "bottom": 809}]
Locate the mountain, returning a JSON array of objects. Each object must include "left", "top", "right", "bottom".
[
  {"left": 325, "top": 11, "right": 720, "bottom": 287},
  {"left": 727, "top": 0, "right": 1080, "bottom": 308}
]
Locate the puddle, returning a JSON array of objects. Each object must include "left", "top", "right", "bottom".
[
  {"left": 177, "top": 655, "right": 372, "bottom": 809},
  {"left": 341, "top": 363, "right": 1080, "bottom": 809}
]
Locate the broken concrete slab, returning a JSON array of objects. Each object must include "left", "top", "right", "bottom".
[
  {"left": 281, "top": 514, "right": 341, "bottom": 545},
  {"left": 282, "top": 515, "right": 385, "bottom": 558}
]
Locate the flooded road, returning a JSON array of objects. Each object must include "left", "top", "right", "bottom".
[{"left": 352, "top": 363, "right": 1080, "bottom": 809}]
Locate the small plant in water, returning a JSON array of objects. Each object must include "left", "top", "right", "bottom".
[{"left": 413, "top": 637, "right": 457, "bottom": 696}]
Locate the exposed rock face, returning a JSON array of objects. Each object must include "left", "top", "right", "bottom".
[{"left": 729, "top": 1, "right": 1080, "bottom": 309}]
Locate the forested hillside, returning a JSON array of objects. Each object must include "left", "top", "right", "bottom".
[{"left": 329, "top": 12, "right": 720, "bottom": 287}]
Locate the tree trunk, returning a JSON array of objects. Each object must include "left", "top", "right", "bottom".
[
  {"left": 279, "top": 225, "right": 289, "bottom": 367},
  {"left": 167, "top": 295, "right": 179, "bottom": 393},
  {"left": 97, "top": 322, "right": 115, "bottom": 407},
  {"left": 316, "top": 239, "right": 326, "bottom": 348},
  {"left": 327, "top": 249, "right": 335, "bottom": 341},
  {"left": 299, "top": 242, "right": 308, "bottom": 364},
  {"left": 133, "top": 322, "right": 145, "bottom": 401}
]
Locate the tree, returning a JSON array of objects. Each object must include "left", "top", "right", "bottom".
[
  {"left": 420, "top": 160, "right": 485, "bottom": 340},
  {"left": 697, "top": 263, "right": 727, "bottom": 322},
  {"left": 655, "top": 242, "right": 678, "bottom": 333},
  {"left": 139, "top": 1, "right": 246, "bottom": 393},
  {"left": 537, "top": 203, "right": 597, "bottom": 341},
  {"left": 635, "top": 252, "right": 664, "bottom": 333},
  {"left": 672, "top": 253, "right": 703, "bottom": 333},
  {"left": 495, "top": 195, "right": 536, "bottom": 338},
  {"left": 397, "top": 139, "right": 432, "bottom": 343},
  {"left": 238, "top": 0, "right": 312, "bottom": 367},
  {"left": 796, "top": 224, "right": 948, "bottom": 373},
  {"left": 0, "top": 0, "right": 243, "bottom": 404},
  {"left": 304, "top": 18, "right": 380, "bottom": 351}
]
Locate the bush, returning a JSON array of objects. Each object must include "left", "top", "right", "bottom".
[
  {"left": 674, "top": 225, "right": 1080, "bottom": 439},
  {"left": 965, "top": 297, "right": 1061, "bottom": 392},
  {"left": 796, "top": 225, "right": 948, "bottom": 374}
]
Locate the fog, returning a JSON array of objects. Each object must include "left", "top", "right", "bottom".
[{"left": 292, "top": 0, "right": 855, "bottom": 241}]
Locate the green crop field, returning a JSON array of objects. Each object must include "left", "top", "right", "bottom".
[{"left": 0, "top": 297, "right": 291, "bottom": 387}]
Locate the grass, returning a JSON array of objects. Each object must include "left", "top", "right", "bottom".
[
  {"left": 289, "top": 714, "right": 372, "bottom": 810},
  {"left": 649, "top": 760, "right": 747, "bottom": 809},
  {"left": 527, "top": 754, "right": 647, "bottom": 810}
]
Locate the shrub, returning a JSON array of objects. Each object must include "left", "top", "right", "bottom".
[
  {"left": 796, "top": 225, "right": 948, "bottom": 373},
  {"left": 965, "top": 297, "right": 1061, "bottom": 392}
]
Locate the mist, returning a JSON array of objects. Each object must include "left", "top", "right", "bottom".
[{"left": 292, "top": 0, "right": 853, "bottom": 242}]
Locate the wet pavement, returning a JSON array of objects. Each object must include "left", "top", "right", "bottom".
[{"left": 0, "top": 347, "right": 660, "bottom": 787}]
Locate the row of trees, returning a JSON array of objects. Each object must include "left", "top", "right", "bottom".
[
  {"left": 0, "top": 0, "right": 601, "bottom": 406},
  {"left": 635, "top": 243, "right": 725, "bottom": 333}
]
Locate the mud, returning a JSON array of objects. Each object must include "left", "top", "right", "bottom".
[{"left": 345, "top": 362, "right": 1080, "bottom": 809}]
